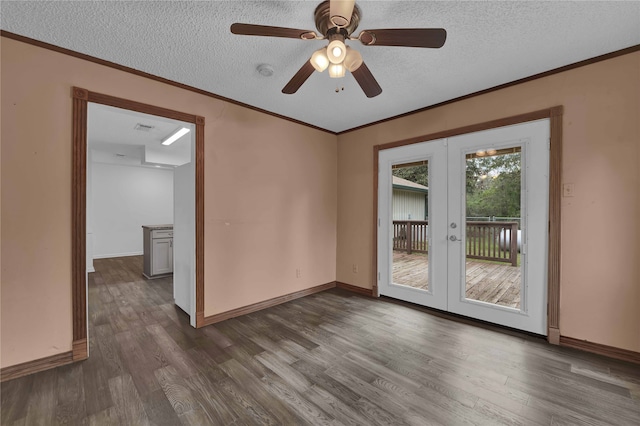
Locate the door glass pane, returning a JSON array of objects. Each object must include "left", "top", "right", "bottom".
[
  {"left": 391, "top": 161, "right": 429, "bottom": 291},
  {"left": 464, "top": 147, "right": 522, "bottom": 308}
]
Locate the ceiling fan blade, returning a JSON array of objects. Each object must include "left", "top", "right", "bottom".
[
  {"left": 351, "top": 62, "right": 382, "bottom": 98},
  {"left": 358, "top": 28, "right": 447, "bottom": 48},
  {"left": 329, "top": 0, "right": 356, "bottom": 27},
  {"left": 231, "top": 23, "right": 318, "bottom": 40},
  {"left": 282, "top": 60, "right": 316, "bottom": 94}
]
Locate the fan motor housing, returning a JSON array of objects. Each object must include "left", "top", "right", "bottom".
[{"left": 314, "top": 0, "right": 361, "bottom": 36}]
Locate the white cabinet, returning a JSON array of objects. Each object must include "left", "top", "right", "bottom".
[
  {"left": 152, "top": 237, "right": 173, "bottom": 275},
  {"left": 142, "top": 226, "right": 173, "bottom": 279}
]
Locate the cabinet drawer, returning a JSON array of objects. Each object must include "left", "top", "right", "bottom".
[{"left": 152, "top": 229, "right": 173, "bottom": 239}]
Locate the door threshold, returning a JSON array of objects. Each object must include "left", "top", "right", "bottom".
[{"left": 379, "top": 295, "right": 546, "bottom": 342}]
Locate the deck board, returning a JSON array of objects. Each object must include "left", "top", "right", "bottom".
[{"left": 392, "top": 251, "right": 521, "bottom": 308}]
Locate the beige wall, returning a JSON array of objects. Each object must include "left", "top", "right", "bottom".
[
  {"left": 337, "top": 52, "right": 640, "bottom": 352},
  {"left": 0, "top": 38, "right": 337, "bottom": 368},
  {"left": 1, "top": 36, "right": 638, "bottom": 368}
]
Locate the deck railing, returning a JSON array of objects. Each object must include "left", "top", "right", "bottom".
[
  {"left": 466, "top": 221, "right": 518, "bottom": 266},
  {"left": 392, "top": 220, "right": 519, "bottom": 266},
  {"left": 393, "top": 220, "right": 429, "bottom": 254}
]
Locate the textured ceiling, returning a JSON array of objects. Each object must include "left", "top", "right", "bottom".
[{"left": 2, "top": 1, "right": 640, "bottom": 133}]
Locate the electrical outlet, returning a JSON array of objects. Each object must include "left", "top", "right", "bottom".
[
  {"left": 352, "top": 264, "right": 359, "bottom": 273},
  {"left": 563, "top": 183, "right": 575, "bottom": 197},
  {"left": 296, "top": 268, "right": 301, "bottom": 278}
]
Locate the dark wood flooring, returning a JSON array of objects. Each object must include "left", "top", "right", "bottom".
[{"left": 2, "top": 255, "right": 639, "bottom": 425}]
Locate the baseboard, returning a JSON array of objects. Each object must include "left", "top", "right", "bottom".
[
  {"left": 560, "top": 336, "right": 640, "bottom": 364},
  {"left": 1, "top": 351, "right": 74, "bottom": 382},
  {"left": 195, "top": 311, "right": 205, "bottom": 328},
  {"left": 336, "top": 281, "right": 374, "bottom": 297},
  {"left": 93, "top": 251, "right": 143, "bottom": 260},
  {"left": 73, "top": 338, "right": 88, "bottom": 361},
  {"left": 201, "top": 282, "right": 337, "bottom": 326}
]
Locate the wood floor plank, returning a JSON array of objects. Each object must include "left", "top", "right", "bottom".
[
  {"left": 85, "top": 406, "right": 120, "bottom": 426},
  {"left": 114, "top": 330, "right": 160, "bottom": 396},
  {"left": 92, "top": 323, "right": 125, "bottom": 379},
  {"left": 177, "top": 406, "right": 214, "bottom": 426},
  {"left": 218, "top": 357, "right": 304, "bottom": 424},
  {"left": 185, "top": 373, "right": 238, "bottom": 425},
  {"left": 473, "top": 398, "right": 546, "bottom": 426},
  {"left": 255, "top": 351, "right": 312, "bottom": 392},
  {"left": 54, "top": 363, "right": 86, "bottom": 424},
  {"left": 0, "top": 373, "right": 33, "bottom": 424},
  {"left": 260, "top": 370, "right": 336, "bottom": 426},
  {"left": 140, "top": 389, "right": 183, "bottom": 426},
  {"left": 23, "top": 369, "right": 58, "bottom": 425},
  {"left": 325, "top": 366, "right": 424, "bottom": 424},
  {"left": 3, "top": 255, "right": 639, "bottom": 425},
  {"left": 154, "top": 365, "right": 197, "bottom": 417},
  {"left": 108, "top": 374, "right": 151, "bottom": 425},
  {"left": 291, "top": 359, "right": 363, "bottom": 406},
  {"left": 303, "top": 384, "right": 373, "bottom": 426},
  {"left": 146, "top": 323, "right": 198, "bottom": 378},
  {"left": 81, "top": 339, "right": 114, "bottom": 416},
  {"left": 216, "top": 376, "right": 280, "bottom": 425}
]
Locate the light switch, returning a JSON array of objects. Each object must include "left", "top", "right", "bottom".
[{"left": 563, "top": 183, "right": 575, "bottom": 197}]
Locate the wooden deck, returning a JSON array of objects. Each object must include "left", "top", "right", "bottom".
[{"left": 392, "top": 251, "right": 521, "bottom": 308}]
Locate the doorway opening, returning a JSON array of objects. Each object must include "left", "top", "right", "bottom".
[
  {"left": 86, "top": 103, "right": 196, "bottom": 324},
  {"left": 71, "top": 87, "right": 205, "bottom": 361}
]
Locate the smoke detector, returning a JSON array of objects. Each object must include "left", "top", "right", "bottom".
[{"left": 257, "top": 64, "right": 274, "bottom": 77}]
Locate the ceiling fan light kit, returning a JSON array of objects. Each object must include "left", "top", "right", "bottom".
[
  {"left": 327, "top": 37, "right": 347, "bottom": 64},
  {"left": 328, "top": 63, "right": 346, "bottom": 78},
  {"left": 343, "top": 47, "right": 363, "bottom": 72},
  {"left": 311, "top": 48, "right": 330, "bottom": 72},
  {"left": 230, "top": 0, "right": 447, "bottom": 98}
]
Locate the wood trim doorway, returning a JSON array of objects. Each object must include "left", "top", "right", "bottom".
[
  {"left": 71, "top": 87, "right": 205, "bottom": 361},
  {"left": 373, "top": 106, "right": 563, "bottom": 344}
]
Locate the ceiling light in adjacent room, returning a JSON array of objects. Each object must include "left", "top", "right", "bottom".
[{"left": 161, "top": 127, "right": 190, "bottom": 146}]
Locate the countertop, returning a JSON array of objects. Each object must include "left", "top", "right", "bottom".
[{"left": 142, "top": 224, "right": 173, "bottom": 230}]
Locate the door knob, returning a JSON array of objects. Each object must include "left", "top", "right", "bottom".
[{"left": 449, "top": 235, "right": 462, "bottom": 242}]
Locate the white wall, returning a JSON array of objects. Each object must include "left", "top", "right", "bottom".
[{"left": 91, "top": 162, "right": 174, "bottom": 258}]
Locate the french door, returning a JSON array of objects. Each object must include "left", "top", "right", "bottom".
[{"left": 378, "top": 120, "right": 549, "bottom": 335}]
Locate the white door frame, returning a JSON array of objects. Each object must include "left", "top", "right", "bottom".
[{"left": 374, "top": 108, "right": 564, "bottom": 342}]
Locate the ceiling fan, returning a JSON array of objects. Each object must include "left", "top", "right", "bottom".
[{"left": 231, "top": 0, "right": 447, "bottom": 98}]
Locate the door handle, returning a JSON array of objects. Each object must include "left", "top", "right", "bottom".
[{"left": 449, "top": 235, "right": 462, "bottom": 242}]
